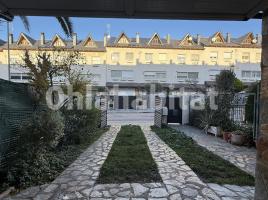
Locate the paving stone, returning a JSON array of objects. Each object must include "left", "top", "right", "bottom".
[{"left": 149, "top": 188, "right": 169, "bottom": 198}]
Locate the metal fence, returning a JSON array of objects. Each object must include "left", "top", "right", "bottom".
[{"left": 0, "top": 79, "right": 34, "bottom": 168}]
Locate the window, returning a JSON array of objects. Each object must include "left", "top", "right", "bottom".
[
  {"left": 177, "top": 72, "right": 199, "bottom": 82},
  {"left": 256, "top": 53, "right": 261, "bottom": 62},
  {"left": 242, "top": 52, "right": 250, "bottom": 63},
  {"left": 111, "top": 70, "right": 134, "bottom": 81},
  {"left": 144, "top": 71, "right": 166, "bottom": 81},
  {"left": 126, "top": 52, "right": 134, "bottom": 62},
  {"left": 10, "top": 73, "right": 30, "bottom": 81},
  {"left": 111, "top": 52, "right": 120, "bottom": 63},
  {"left": 178, "top": 54, "right": 186, "bottom": 64},
  {"left": 145, "top": 53, "right": 153, "bottom": 63},
  {"left": 91, "top": 56, "right": 101, "bottom": 64},
  {"left": 224, "top": 52, "right": 232, "bottom": 59},
  {"left": 242, "top": 71, "right": 261, "bottom": 78},
  {"left": 210, "top": 52, "right": 218, "bottom": 62},
  {"left": 191, "top": 54, "right": 199, "bottom": 65},
  {"left": 159, "top": 53, "right": 168, "bottom": 62}
]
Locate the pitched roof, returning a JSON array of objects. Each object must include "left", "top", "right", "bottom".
[{"left": 17, "top": 33, "right": 35, "bottom": 46}]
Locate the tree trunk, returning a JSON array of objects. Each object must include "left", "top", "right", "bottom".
[{"left": 255, "top": 12, "right": 268, "bottom": 200}]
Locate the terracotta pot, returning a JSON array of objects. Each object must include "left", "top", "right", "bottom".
[
  {"left": 223, "top": 131, "right": 231, "bottom": 142},
  {"left": 231, "top": 133, "right": 245, "bottom": 146}
]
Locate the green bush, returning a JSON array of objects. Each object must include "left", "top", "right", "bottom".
[
  {"left": 5, "top": 109, "right": 65, "bottom": 188},
  {"left": 62, "top": 108, "right": 101, "bottom": 144},
  {"left": 18, "top": 109, "right": 65, "bottom": 148}
]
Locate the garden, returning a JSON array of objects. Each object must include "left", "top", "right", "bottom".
[
  {"left": 189, "top": 70, "right": 259, "bottom": 147},
  {"left": 0, "top": 50, "right": 106, "bottom": 196}
]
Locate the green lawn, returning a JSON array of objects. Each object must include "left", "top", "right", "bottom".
[
  {"left": 151, "top": 126, "right": 255, "bottom": 186},
  {"left": 97, "top": 125, "right": 161, "bottom": 184}
]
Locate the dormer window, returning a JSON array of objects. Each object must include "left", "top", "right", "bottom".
[
  {"left": 83, "top": 35, "right": 96, "bottom": 47},
  {"left": 211, "top": 32, "right": 225, "bottom": 44},
  {"left": 115, "top": 33, "right": 130, "bottom": 45},
  {"left": 148, "top": 33, "right": 162, "bottom": 46},
  {"left": 17, "top": 33, "right": 34, "bottom": 46},
  {"left": 51, "top": 35, "right": 66, "bottom": 47},
  {"left": 179, "top": 34, "right": 194, "bottom": 46}
]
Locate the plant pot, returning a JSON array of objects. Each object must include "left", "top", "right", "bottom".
[
  {"left": 223, "top": 131, "right": 232, "bottom": 142},
  {"left": 231, "top": 133, "right": 246, "bottom": 146},
  {"left": 208, "top": 126, "right": 222, "bottom": 137}
]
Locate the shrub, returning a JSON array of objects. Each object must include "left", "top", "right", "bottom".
[
  {"left": 18, "top": 109, "right": 65, "bottom": 149},
  {"left": 5, "top": 109, "right": 65, "bottom": 188},
  {"left": 62, "top": 108, "right": 101, "bottom": 144}
]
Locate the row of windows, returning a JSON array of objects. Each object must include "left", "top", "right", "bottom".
[
  {"left": 110, "top": 70, "right": 199, "bottom": 82},
  {"left": 110, "top": 52, "right": 261, "bottom": 64}
]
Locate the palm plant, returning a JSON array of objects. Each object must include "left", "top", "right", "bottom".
[{"left": 19, "top": 16, "right": 73, "bottom": 37}]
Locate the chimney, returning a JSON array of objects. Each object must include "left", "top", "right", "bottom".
[
  {"left": 166, "top": 34, "right": 170, "bottom": 44},
  {"left": 104, "top": 34, "right": 107, "bottom": 47},
  {"left": 72, "top": 33, "right": 77, "bottom": 46},
  {"left": 8, "top": 33, "right": 13, "bottom": 44},
  {"left": 197, "top": 34, "right": 201, "bottom": 45},
  {"left": 40, "top": 32, "right": 45, "bottom": 45},
  {"left": 226, "top": 33, "right": 231, "bottom": 43},
  {"left": 136, "top": 32, "right": 140, "bottom": 44},
  {"left": 256, "top": 34, "right": 262, "bottom": 45}
]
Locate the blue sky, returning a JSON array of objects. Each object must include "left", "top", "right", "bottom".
[{"left": 0, "top": 16, "right": 262, "bottom": 41}]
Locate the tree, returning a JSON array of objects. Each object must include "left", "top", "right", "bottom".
[
  {"left": 19, "top": 16, "right": 73, "bottom": 37},
  {"left": 215, "top": 70, "right": 236, "bottom": 130},
  {"left": 21, "top": 49, "right": 87, "bottom": 100}
]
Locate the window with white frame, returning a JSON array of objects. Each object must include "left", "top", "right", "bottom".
[
  {"left": 111, "top": 52, "right": 120, "bottom": 63},
  {"left": 159, "top": 53, "right": 168, "bottom": 62},
  {"left": 145, "top": 53, "right": 153, "bottom": 63},
  {"left": 91, "top": 56, "right": 101, "bottom": 64},
  {"left": 256, "top": 53, "right": 261, "bottom": 63},
  {"left": 111, "top": 70, "right": 134, "bottom": 81},
  {"left": 241, "top": 71, "right": 261, "bottom": 78},
  {"left": 242, "top": 52, "right": 250, "bottom": 63},
  {"left": 177, "top": 54, "right": 186, "bottom": 64},
  {"left": 191, "top": 54, "right": 199, "bottom": 65},
  {"left": 144, "top": 71, "right": 166, "bottom": 81},
  {"left": 177, "top": 72, "right": 199, "bottom": 81},
  {"left": 126, "top": 52, "right": 134, "bottom": 62},
  {"left": 224, "top": 52, "right": 232, "bottom": 60},
  {"left": 210, "top": 52, "right": 218, "bottom": 63}
]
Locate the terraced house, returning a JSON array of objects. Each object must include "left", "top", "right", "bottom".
[{"left": 0, "top": 31, "right": 262, "bottom": 122}]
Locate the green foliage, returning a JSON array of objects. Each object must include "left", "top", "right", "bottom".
[
  {"left": 245, "top": 83, "right": 258, "bottom": 123},
  {"left": 62, "top": 108, "right": 101, "bottom": 145},
  {"left": 215, "top": 70, "right": 236, "bottom": 131},
  {"left": 152, "top": 126, "right": 255, "bottom": 186},
  {"left": 18, "top": 109, "right": 65, "bottom": 149},
  {"left": 234, "top": 78, "right": 245, "bottom": 92}
]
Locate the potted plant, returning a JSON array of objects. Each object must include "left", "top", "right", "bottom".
[{"left": 231, "top": 130, "right": 246, "bottom": 146}]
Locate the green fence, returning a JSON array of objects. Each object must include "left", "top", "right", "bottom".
[{"left": 0, "top": 79, "right": 35, "bottom": 168}]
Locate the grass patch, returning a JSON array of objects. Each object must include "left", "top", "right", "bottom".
[
  {"left": 97, "top": 125, "right": 161, "bottom": 184},
  {"left": 0, "top": 128, "right": 108, "bottom": 193},
  {"left": 151, "top": 126, "right": 255, "bottom": 186}
]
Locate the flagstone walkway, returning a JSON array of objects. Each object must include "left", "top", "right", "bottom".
[
  {"left": 5, "top": 125, "right": 255, "bottom": 200},
  {"left": 169, "top": 125, "right": 256, "bottom": 176}
]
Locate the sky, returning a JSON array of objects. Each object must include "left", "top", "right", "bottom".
[{"left": 0, "top": 16, "right": 262, "bottom": 41}]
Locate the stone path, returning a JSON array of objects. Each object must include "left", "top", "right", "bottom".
[
  {"left": 4, "top": 126, "right": 120, "bottom": 200},
  {"left": 170, "top": 125, "right": 256, "bottom": 176},
  {"left": 5, "top": 125, "right": 255, "bottom": 200}
]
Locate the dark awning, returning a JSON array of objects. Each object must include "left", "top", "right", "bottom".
[{"left": 0, "top": 0, "right": 267, "bottom": 21}]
